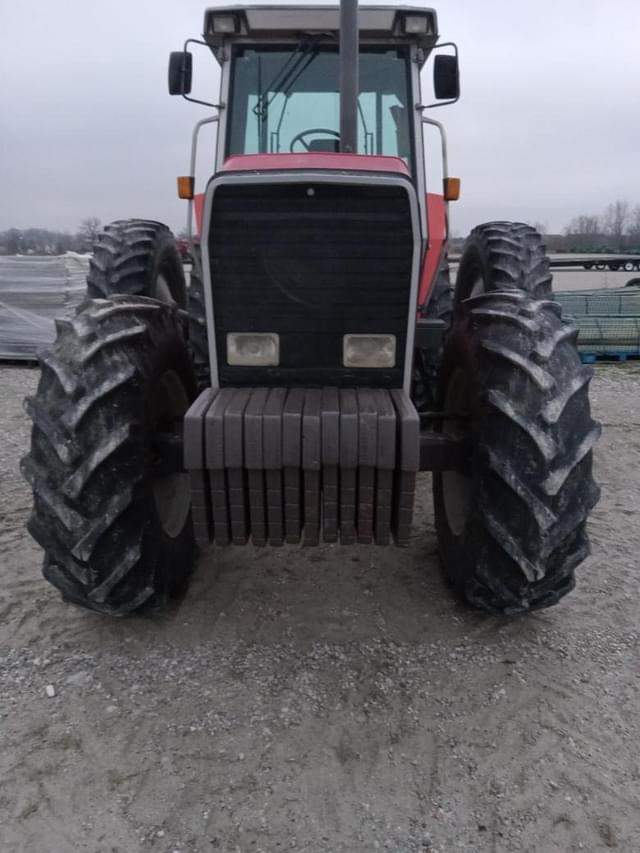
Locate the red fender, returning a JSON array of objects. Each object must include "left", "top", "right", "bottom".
[{"left": 418, "top": 192, "right": 447, "bottom": 312}]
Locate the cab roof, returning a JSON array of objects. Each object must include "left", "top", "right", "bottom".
[{"left": 202, "top": 5, "right": 439, "bottom": 54}]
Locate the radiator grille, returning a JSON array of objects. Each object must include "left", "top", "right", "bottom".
[{"left": 208, "top": 180, "right": 415, "bottom": 387}]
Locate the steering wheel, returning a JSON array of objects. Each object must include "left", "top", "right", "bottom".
[{"left": 289, "top": 128, "right": 341, "bottom": 152}]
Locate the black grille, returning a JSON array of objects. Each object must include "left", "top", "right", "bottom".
[{"left": 208, "top": 179, "right": 415, "bottom": 387}]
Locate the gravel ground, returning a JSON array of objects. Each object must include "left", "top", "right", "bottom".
[{"left": 1, "top": 363, "right": 639, "bottom": 853}]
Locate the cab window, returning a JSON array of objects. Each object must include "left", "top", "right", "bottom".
[{"left": 227, "top": 45, "right": 413, "bottom": 170}]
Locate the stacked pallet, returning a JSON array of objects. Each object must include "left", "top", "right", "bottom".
[
  {"left": 553, "top": 287, "right": 640, "bottom": 362},
  {"left": 0, "top": 254, "right": 88, "bottom": 360}
]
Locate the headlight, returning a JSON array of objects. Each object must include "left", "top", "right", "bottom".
[
  {"left": 343, "top": 334, "right": 396, "bottom": 368},
  {"left": 227, "top": 333, "right": 279, "bottom": 366}
]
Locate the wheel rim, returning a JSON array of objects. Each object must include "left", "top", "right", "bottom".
[
  {"left": 155, "top": 273, "right": 175, "bottom": 304},
  {"left": 151, "top": 370, "right": 191, "bottom": 538},
  {"left": 441, "top": 367, "right": 473, "bottom": 536},
  {"left": 469, "top": 271, "right": 484, "bottom": 297}
]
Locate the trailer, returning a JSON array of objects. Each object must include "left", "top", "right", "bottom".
[{"left": 549, "top": 255, "right": 640, "bottom": 272}]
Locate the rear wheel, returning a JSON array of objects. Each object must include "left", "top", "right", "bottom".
[
  {"left": 455, "top": 222, "right": 552, "bottom": 302},
  {"left": 21, "top": 295, "right": 197, "bottom": 615},
  {"left": 87, "top": 219, "right": 187, "bottom": 307},
  {"left": 433, "top": 291, "right": 600, "bottom": 613}
]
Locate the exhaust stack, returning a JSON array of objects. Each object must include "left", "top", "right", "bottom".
[{"left": 339, "top": 0, "right": 359, "bottom": 153}]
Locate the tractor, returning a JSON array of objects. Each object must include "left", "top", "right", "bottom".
[{"left": 22, "top": 3, "right": 600, "bottom": 616}]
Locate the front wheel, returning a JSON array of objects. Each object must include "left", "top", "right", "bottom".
[
  {"left": 433, "top": 291, "right": 600, "bottom": 613},
  {"left": 21, "top": 296, "right": 198, "bottom": 615}
]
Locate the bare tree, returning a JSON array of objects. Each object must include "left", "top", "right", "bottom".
[
  {"left": 565, "top": 214, "right": 600, "bottom": 236},
  {"left": 528, "top": 220, "right": 548, "bottom": 235},
  {"left": 564, "top": 214, "right": 602, "bottom": 251},
  {"left": 0, "top": 227, "right": 83, "bottom": 255},
  {"left": 603, "top": 200, "right": 629, "bottom": 250},
  {"left": 626, "top": 205, "right": 640, "bottom": 246},
  {"left": 78, "top": 217, "right": 102, "bottom": 250},
  {"left": 4, "top": 228, "right": 22, "bottom": 255}
]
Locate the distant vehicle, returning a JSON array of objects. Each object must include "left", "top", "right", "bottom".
[
  {"left": 176, "top": 239, "right": 192, "bottom": 263},
  {"left": 582, "top": 257, "right": 640, "bottom": 272}
]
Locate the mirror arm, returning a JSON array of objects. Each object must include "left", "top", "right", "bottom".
[
  {"left": 419, "top": 41, "right": 460, "bottom": 110},
  {"left": 183, "top": 95, "right": 225, "bottom": 109},
  {"left": 181, "top": 38, "right": 223, "bottom": 108},
  {"left": 417, "top": 97, "right": 458, "bottom": 111}
]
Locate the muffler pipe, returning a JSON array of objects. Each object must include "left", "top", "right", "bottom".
[{"left": 339, "top": 0, "right": 359, "bottom": 153}]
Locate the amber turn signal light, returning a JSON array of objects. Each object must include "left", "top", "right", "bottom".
[
  {"left": 443, "top": 177, "right": 460, "bottom": 201},
  {"left": 177, "top": 176, "right": 195, "bottom": 199}
]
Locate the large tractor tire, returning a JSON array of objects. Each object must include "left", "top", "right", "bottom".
[
  {"left": 87, "top": 219, "right": 187, "bottom": 308},
  {"left": 433, "top": 290, "right": 600, "bottom": 613},
  {"left": 455, "top": 222, "right": 552, "bottom": 302},
  {"left": 21, "top": 295, "right": 198, "bottom": 615},
  {"left": 187, "top": 244, "right": 210, "bottom": 387}
]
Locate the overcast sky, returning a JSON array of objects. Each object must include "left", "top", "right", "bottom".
[{"left": 1, "top": 0, "right": 639, "bottom": 236}]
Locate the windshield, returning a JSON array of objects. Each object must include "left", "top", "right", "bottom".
[{"left": 226, "top": 45, "right": 414, "bottom": 170}]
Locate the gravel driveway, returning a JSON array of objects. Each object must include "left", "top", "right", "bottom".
[{"left": 0, "top": 364, "right": 638, "bottom": 853}]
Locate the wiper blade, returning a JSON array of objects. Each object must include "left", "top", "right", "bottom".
[{"left": 253, "top": 37, "right": 323, "bottom": 120}]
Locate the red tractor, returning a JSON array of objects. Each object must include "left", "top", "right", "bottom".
[{"left": 22, "top": 3, "right": 600, "bottom": 616}]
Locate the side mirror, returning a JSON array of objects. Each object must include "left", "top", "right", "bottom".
[
  {"left": 434, "top": 54, "right": 459, "bottom": 101},
  {"left": 168, "top": 51, "right": 193, "bottom": 96}
]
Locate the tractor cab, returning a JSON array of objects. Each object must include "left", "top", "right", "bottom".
[
  {"left": 169, "top": 6, "right": 459, "bottom": 231},
  {"left": 202, "top": 5, "right": 443, "bottom": 171}
]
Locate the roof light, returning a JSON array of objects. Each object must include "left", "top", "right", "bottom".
[
  {"left": 402, "top": 13, "right": 431, "bottom": 35},
  {"left": 211, "top": 13, "right": 239, "bottom": 34}
]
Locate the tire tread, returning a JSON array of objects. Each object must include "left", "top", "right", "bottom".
[
  {"left": 435, "top": 289, "right": 600, "bottom": 613},
  {"left": 22, "top": 295, "right": 196, "bottom": 615}
]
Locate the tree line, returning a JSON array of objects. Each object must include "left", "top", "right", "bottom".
[
  {"left": 0, "top": 218, "right": 102, "bottom": 256},
  {"left": 562, "top": 200, "right": 640, "bottom": 252},
  {"left": 3, "top": 201, "right": 639, "bottom": 256}
]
